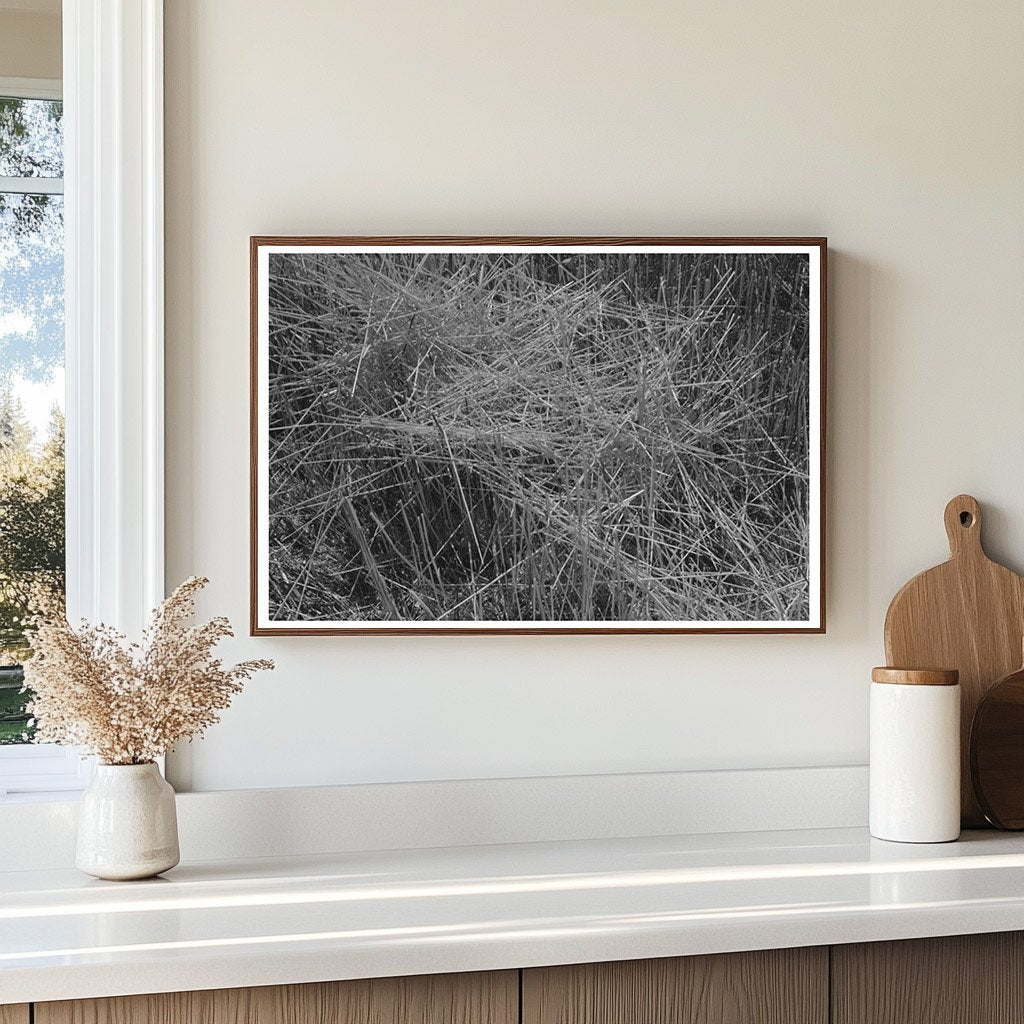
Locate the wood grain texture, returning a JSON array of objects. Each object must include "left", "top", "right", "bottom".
[
  {"left": 522, "top": 948, "right": 828, "bottom": 1024},
  {"left": 832, "top": 932, "right": 1024, "bottom": 1024},
  {"left": 36, "top": 971, "right": 517, "bottom": 1024},
  {"left": 871, "top": 666, "right": 959, "bottom": 686},
  {"left": 970, "top": 655, "right": 1024, "bottom": 827},
  {"left": 885, "top": 494, "right": 1024, "bottom": 826},
  {"left": 0, "top": 1007, "right": 29, "bottom": 1024}
]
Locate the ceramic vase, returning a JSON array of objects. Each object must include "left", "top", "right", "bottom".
[{"left": 76, "top": 762, "right": 180, "bottom": 880}]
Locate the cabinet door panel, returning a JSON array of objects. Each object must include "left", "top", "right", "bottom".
[
  {"left": 0, "top": 1007, "right": 29, "bottom": 1024},
  {"left": 36, "top": 971, "right": 518, "bottom": 1024},
  {"left": 523, "top": 948, "right": 827, "bottom": 1024},
  {"left": 832, "top": 932, "right": 1024, "bottom": 1024}
]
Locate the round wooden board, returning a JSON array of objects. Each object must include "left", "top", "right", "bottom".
[{"left": 971, "top": 663, "right": 1024, "bottom": 829}]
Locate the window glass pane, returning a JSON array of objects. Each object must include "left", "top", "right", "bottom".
[
  {"left": 0, "top": 182, "right": 65, "bottom": 744},
  {"left": 0, "top": 98, "right": 63, "bottom": 179}
]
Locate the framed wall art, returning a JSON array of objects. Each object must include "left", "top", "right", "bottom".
[{"left": 251, "top": 236, "right": 826, "bottom": 635}]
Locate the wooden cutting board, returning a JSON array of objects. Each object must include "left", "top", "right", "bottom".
[{"left": 884, "top": 494, "right": 1024, "bottom": 826}]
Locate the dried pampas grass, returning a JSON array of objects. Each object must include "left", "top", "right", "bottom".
[{"left": 23, "top": 577, "right": 273, "bottom": 765}]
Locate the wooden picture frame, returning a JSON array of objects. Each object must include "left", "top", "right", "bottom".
[{"left": 251, "top": 236, "right": 826, "bottom": 635}]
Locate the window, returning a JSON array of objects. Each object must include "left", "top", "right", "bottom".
[
  {"left": 0, "top": 79, "right": 80, "bottom": 795},
  {"left": 0, "top": 3, "right": 166, "bottom": 799},
  {"left": 0, "top": 87, "right": 66, "bottom": 739}
]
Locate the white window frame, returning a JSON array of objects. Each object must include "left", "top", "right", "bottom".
[
  {"left": 0, "top": 77, "right": 61, "bottom": 101},
  {"left": 0, "top": 0, "right": 164, "bottom": 797}
]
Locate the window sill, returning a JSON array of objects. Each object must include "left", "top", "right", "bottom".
[
  {"left": 0, "top": 789, "right": 85, "bottom": 804},
  {"left": 0, "top": 765, "right": 868, "bottom": 869}
]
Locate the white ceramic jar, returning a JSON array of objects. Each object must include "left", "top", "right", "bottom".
[
  {"left": 870, "top": 667, "right": 961, "bottom": 843},
  {"left": 76, "top": 762, "right": 180, "bottom": 880}
]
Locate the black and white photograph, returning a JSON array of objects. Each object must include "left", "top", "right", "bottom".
[{"left": 251, "top": 238, "right": 825, "bottom": 634}]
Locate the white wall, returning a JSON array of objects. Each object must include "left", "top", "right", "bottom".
[{"left": 164, "top": 0, "right": 1024, "bottom": 791}]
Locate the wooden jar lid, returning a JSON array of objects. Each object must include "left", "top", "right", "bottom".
[{"left": 871, "top": 667, "right": 960, "bottom": 686}]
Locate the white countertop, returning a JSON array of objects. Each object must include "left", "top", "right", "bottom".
[{"left": 4, "top": 826, "right": 1024, "bottom": 1004}]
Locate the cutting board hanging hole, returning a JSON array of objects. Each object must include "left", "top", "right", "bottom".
[{"left": 944, "top": 494, "right": 983, "bottom": 556}]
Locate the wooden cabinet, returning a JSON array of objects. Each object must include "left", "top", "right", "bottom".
[
  {"left": 522, "top": 948, "right": 828, "bottom": 1024},
  {"left": 832, "top": 932, "right": 1024, "bottom": 1024},
  {"left": 14, "top": 933, "right": 1024, "bottom": 1024},
  {"left": 34, "top": 971, "right": 517, "bottom": 1024}
]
